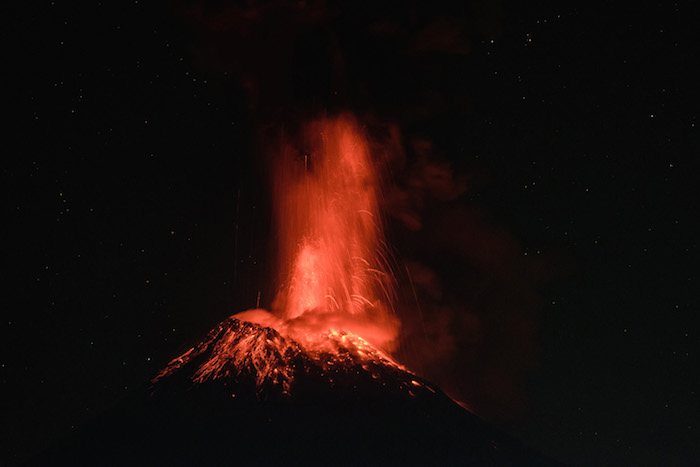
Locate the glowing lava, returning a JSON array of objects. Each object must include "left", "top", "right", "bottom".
[
  {"left": 156, "top": 114, "right": 404, "bottom": 394},
  {"left": 271, "top": 113, "right": 397, "bottom": 345}
]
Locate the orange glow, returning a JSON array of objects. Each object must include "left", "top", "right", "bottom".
[
  {"left": 154, "top": 316, "right": 410, "bottom": 396},
  {"left": 270, "top": 113, "right": 398, "bottom": 351},
  {"left": 156, "top": 113, "right": 404, "bottom": 394}
]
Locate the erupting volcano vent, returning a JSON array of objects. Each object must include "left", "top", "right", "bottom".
[
  {"left": 40, "top": 115, "right": 558, "bottom": 466},
  {"left": 270, "top": 113, "right": 398, "bottom": 348},
  {"left": 155, "top": 114, "right": 405, "bottom": 396}
]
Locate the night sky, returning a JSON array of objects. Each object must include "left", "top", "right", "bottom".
[{"left": 3, "top": 1, "right": 699, "bottom": 465}]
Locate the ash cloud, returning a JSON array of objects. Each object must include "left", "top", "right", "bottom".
[
  {"left": 171, "top": 0, "right": 551, "bottom": 427},
  {"left": 172, "top": 0, "right": 502, "bottom": 121},
  {"left": 378, "top": 131, "right": 553, "bottom": 425}
]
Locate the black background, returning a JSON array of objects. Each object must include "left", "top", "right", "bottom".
[{"left": 3, "top": 1, "right": 698, "bottom": 465}]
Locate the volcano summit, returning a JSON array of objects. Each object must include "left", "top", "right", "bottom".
[
  {"left": 29, "top": 115, "right": 557, "bottom": 465},
  {"left": 31, "top": 314, "right": 557, "bottom": 466}
]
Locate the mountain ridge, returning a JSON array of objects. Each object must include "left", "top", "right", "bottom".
[{"left": 28, "top": 316, "right": 560, "bottom": 466}]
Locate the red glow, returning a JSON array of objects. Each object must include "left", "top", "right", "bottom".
[
  {"left": 156, "top": 114, "right": 404, "bottom": 393},
  {"left": 270, "top": 114, "right": 398, "bottom": 350}
]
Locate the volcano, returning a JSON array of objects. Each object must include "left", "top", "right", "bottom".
[
  {"left": 30, "top": 315, "right": 558, "bottom": 466},
  {"left": 152, "top": 315, "right": 412, "bottom": 399},
  {"left": 30, "top": 115, "right": 557, "bottom": 465}
]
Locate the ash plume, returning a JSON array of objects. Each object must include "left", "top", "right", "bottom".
[{"left": 169, "top": 0, "right": 552, "bottom": 427}]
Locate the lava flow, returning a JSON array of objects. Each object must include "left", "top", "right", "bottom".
[
  {"left": 155, "top": 114, "right": 409, "bottom": 395},
  {"left": 42, "top": 116, "right": 556, "bottom": 467}
]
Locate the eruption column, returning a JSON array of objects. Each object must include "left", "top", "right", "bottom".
[
  {"left": 155, "top": 114, "right": 403, "bottom": 393},
  {"left": 272, "top": 114, "right": 397, "bottom": 347}
]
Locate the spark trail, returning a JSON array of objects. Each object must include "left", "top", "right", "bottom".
[{"left": 156, "top": 114, "right": 404, "bottom": 395}]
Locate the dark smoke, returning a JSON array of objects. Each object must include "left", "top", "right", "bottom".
[
  {"left": 171, "top": 0, "right": 553, "bottom": 428},
  {"left": 374, "top": 126, "right": 554, "bottom": 426}
]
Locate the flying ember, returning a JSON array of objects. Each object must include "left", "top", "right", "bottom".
[
  {"left": 270, "top": 113, "right": 398, "bottom": 347},
  {"left": 155, "top": 114, "right": 405, "bottom": 393}
]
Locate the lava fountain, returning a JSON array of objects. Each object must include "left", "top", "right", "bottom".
[
  {"left": 270, "top": 113, "right": 398, "bottom": 347},
  {"left": 47, "top": 117, "right": 556, "bottom": 467},
  {"left": 154, "top": 114, "right": 413, "bottom": 395}
]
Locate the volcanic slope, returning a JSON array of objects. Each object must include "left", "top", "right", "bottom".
[{"left": 29, "top": 317, "right": 559, "bottom": 466}]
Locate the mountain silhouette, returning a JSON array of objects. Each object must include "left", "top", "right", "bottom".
[{"left": 29, "top": 317, "right": 558, "bottom": 466}]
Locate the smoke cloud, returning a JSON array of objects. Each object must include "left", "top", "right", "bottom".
[
  {"left": 377, "top": 129, "right": 552, "bottom": 425},
  {"left": 173, "top": 0, "right": 551, "bottom": 427}
]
